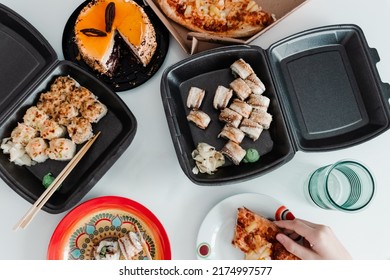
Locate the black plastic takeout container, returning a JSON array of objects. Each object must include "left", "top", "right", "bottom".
[
  {"left": 161, "top": 24, "right": 390, "bottom": 186},
  {"left": 0, "top": 4, "right": 137, "bottom": 213}
]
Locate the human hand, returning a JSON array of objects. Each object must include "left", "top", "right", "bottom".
[{"left": 274, "top": 219, "right": 352, "bottom": 260}]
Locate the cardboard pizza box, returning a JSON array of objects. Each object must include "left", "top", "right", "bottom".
[{"left": 145, "top": 0, "right": 308, "bottom": 54}]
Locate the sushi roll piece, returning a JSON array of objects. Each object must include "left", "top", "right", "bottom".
[
  {"left": 250, "top": 109, "right": 273, "bottom": 129},
  {"left": 25, "top": 137, "right": 48, "bottom": 163},
  {"left": 11, "top": 123, "right": 38, "bottom": 146},
  {"left": 246, "top": 94, "right": 270, "bottom": 111},
  {"left": 230, "top": 78, "right": 252, "bottom": 101},
  {"left": 93, "top": 239, "right": 121, "bottom": 260},
  {"left": 230, "top": 58, "right": 254, "bottom": 79},
  {"left": 50, "top": 76, "right": 78, "bottom": 94},
  {"left": 37, "top": 90, "right": 66, "bottom": 117},
  {"left": 219, "top": 107, "right": 243, "bottom": 128},
  {"left": 67, "top": 117, "right": 93, "bottom": 144},
  {"left": 239, "top": 118, "right": 264, "bottom": 141},
  {"left": 244, "top": 73, "right": 266, "bottom": 95},
  {"left": 55, "top": 101, "right": 79, "bottom": 126},
  {"left": 67, "top": 86, "right": 96, "bottom": 110},
  {"left": 218, "top": 124, "right": 245, "bottom": 144},
  {"left": 187, "top": 109, "right": 211, "bottom": 129},
  {"left": 229, "top": 98, "right": 253, "bottom": 119},
  {"left": 221, "top": 140, "right": 246, "bottom": 165},
  {"left": 118, "top": 232, "right": 143, "bottom": 260},
  {"left": 40, "top": 119, "right": 66, "bottom": 140},
  {"left": 23, "top": 106, "right": 49, "bottom": 129},
  {"left": 186, "top": 87, "right": 205, "bottom": 109},
  {"left": 213, "top": 85, "right": 233, "bottom": 110},
  {"left": 46, "top": 138, "right": 76, "bottom": 161},
  {"left": 80, "top": 98, "right": 108, "bottom": 123}
]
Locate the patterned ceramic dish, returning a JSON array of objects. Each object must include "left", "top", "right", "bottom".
[{"left": 47, "top": 196, "right": 171, "bottom": 260}]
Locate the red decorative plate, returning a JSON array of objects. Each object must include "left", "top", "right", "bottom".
[{"left": 47, "top": 196, "right": 171, "bottom": 260}]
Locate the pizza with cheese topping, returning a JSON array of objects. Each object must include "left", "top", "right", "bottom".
[
  {"left": 232, "top": 207, "right": 300, "bottom": 260},
  {"left": 157, "top": 0, "right": 275, "bottom": 38}
]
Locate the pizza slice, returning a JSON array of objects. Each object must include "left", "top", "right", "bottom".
[
  {"left": 157, "top": 0, "right": 275, "bottom": 38},
  {"left": 232, "top": 207, "right": 300, "bottom": 260}
]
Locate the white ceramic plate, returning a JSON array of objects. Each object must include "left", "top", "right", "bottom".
[{"left": 196, "top": 193, "right": 295, "bottom": 260}]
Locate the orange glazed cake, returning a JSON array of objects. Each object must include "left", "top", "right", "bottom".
[{"left": 74, "top": 0, "right": 157, "bottom": 75}]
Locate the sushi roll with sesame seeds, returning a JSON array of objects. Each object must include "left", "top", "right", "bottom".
[
  {"left": 25, "top": 137, "right": 48, "bottom": 163},
  {"left": 46, "top": 138, "right": 76, "bottom": 161}
]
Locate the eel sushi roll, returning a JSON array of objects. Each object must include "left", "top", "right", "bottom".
[
  {"left": 221, "top": 140, "right": 246, "bottom": 165},
  {"left": 239, "top": 118, "right": 264, "bottom": 141},
  {"left": 213, "top": 85, "right": 233, "bottom": 110},
  {"left": 246, "top": 94, "right": 270, "bottom": 111},
  {"left": 186, "top": 87, "right": 205, "bottom": 109},
  {"left": 230, "top": 78, "right": 252, "bottom": 101},
  {"left": 244, "top": 73, "right": 266, "bottom": 95},
  {"left": 218, "top": 124, "right": 245, "bottom": 144},
  {"left": 229, "top": 98, "right": 253, "bottom": 119},
  {"left": 249, "top": 109, "right": 273, "bottom": 129},
  {"left": 230, "top": 58, "right": 254, "bottom": 80},
  {"left": 219, "top": 107, "right": 243, "bottom": 128},
  {"left": 187, "top": 109, "right": 211, "bottom": 129}
]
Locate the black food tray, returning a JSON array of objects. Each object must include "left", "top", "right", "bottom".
[
  {"left": 0, "top": 4, "right": 137, "bottom": 213},
  {"left": 161, "top": 24, "right": 390, "bottom": 185}
]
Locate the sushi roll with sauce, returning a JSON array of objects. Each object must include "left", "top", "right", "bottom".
[
  {"left": 11, "top": 123, "right": 37, "bottom": 146},
  {"left": 25, "top": 137, "right": 48, "bottom": 163},
  {"left": 187, "top": 109, "right": 211, "bottom": 129},
  {"left": 218, "top": 124, "right": 245, "bottom": 144},
  {"left": 40, "top": 119, "right": 66, "bottom": 140},
  {"left": 186, "top": 87, "right": 205, "bottom": 109},
  {"left": 221, "top": 140, "right": 246, "bottom": 165},
  {"left": 67, "top": 117, "right": 93, "bottom": 144},
  {"left": 23, "top": 106, "right": 49, "bottom": 129},
  {"left": 46, "top": 138, "right": 76, "bottom": 161},
  {"left": 230, "top": 78, "right": 252, "bottom": 101},
  {"left": 230, "top": 58, "right": 254, "bottom": 80},
  {"left": 219, "top": 107, "right": 243, "bottom": 128},
  {"left": 246, "top": 94, "right": 270, "bottom": 111},
  {"left": 239, "top": 118, "right": 264, "bottom": 141},
  {"left": 249, "top": 109, "right": 273, "bottom": 129},
  {"left": 244, "top": 73, "right": 265, "bottom": 95},
  {"left": 80, "top": 98, "right": 108, "bottom": 123},
  {"left": 229, "top": 99, "right": 253, "bottom": 119},
  {"left": 213, "top": 85, "right": 233, "bottom": 110}
]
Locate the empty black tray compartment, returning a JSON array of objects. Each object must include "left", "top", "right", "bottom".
[
  {"left": 0, "top": 4, "right": 137, "bottom": 213},
  {"left": 161, "top": 24, "right": 390, "bottom": 186},
  {"left": 268, "top": 24, "right": 390, "bottom": 151}
]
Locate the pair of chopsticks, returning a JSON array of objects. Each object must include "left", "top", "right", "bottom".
[
  {"left": 136, "top": 226, "right": 153, "bottom": 260},
  {"left": 13, "top": 132, "right": 101, "bottom": 231}
]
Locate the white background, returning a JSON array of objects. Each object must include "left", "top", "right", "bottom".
[{"left": 0, "top": 0, "right": 389, "bottom": 260}]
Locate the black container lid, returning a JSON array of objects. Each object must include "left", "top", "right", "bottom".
[{"left": 0, "top": 4, "right": 57, "bottom": 119}]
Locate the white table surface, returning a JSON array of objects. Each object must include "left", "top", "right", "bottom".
[{"left": 1, "top": 0, "right": 390, "bottom": 260}]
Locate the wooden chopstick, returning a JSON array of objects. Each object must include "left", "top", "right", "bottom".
[
  {"left": 136, "top": 226, "right": 153, "bottom": 260},
  {"left": 13, "top": 132, "right": 101, "bottom": 230}
]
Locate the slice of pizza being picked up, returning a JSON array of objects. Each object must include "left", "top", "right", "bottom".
[{"left": 232, "top": 207, "right": 300, "bottom": 260}]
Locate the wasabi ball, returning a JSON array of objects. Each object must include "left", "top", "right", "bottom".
[{"left": 243, "top": 148, "right": 260, "bottom": 163}]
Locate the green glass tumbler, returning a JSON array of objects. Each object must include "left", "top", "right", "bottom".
[{"left": 307, "top": 160, "right": 375, "bottom": 212}]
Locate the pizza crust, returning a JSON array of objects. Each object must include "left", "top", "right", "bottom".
[{"left": 157, "top": 0, "right": 275, "bottom": 38}]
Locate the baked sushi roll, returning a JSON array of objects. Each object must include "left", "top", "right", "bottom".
[
  {"left": 55, "top": 101, "right": 79, "bottom": 126},
  {"left": 229, "top": 98, "right": 253, "bottom": 119},
  {"left": 39, "top": 119, "right": 66, "bottom": 140},
  {"left": 246, "top": 94, "right": 270, "bottom": 111},
  {"left": 67, "top": 86, "right": 96, "bottom": 110},
  {"left": 37, "top": 91, "right": 66, "bottom": 118},
  {"left": 218, "top": 124, "right": 245, "bottom": 144},
  {"left": 46, "top": 138, "right": 76, "bottom": 161},
  {"left": 50, "top": 76, "right": 78, "bottom": 94},
  {"left": 213, "top": 85, "right": 233, "bottom": 110},
  {"left": 230, "top": 58, "right": 255, "bottom": 80},
  {"left": 239, "top": 118, "right": 264, "bottom": 141},
  {"left": 118, "top": 232, "right": 143, "bottom": 260},
  {"left": 250, "top": 109, "right": 273, "bottom": 129},
  {"left": 23, "top": 106, "right": 49, "bottom": 129},
  {"left": 245, "top": 73, "right": 265, "bottom": 95},
  {"left": 230, "top": 78, "right": 252, "bottom": 101},
  {"left": 10, "top": 123, "right": 38, "bottom": 146},
  {"left": 187, "top": 109, "right": 211, "bottom": 129},
  {"left": 80, "top": 98, "right": 107, "bottom": 123},
  {"left": 187, "top": 87, "right": 205, "bottom": 109},
  {"left": 67, "top": 117, "right": 94, "bottom": 144},
  {"left": 219, "top": 107, "right": 243, "bottom": 128},
  {"left": 25, "top": 137, "right": 48, "bottom": 163},
  {"left": 221, "top": 140, "right": 246, "bottom": 165}
]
